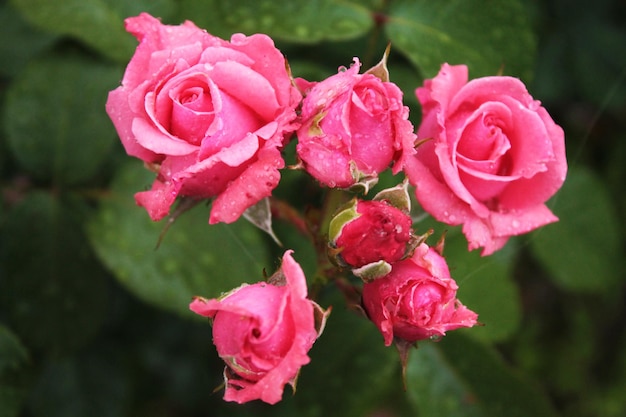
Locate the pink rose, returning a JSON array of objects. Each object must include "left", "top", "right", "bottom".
[
  {"left": 362, "top": 243, "right": 478, "bottom": 345},
  {"left": 106, "top": 13, "right": 301, "bottom": 224},
  {"left": 405, "top": 64, "right": 567, "bottom": 255},
  {"left": 189, "top": 251, "right": 328, "bottom": 404},
  {"left": 295, "top": 58, "right": 416, "bottom": 188},
  {"left": 329, "top": 199, "right": 413, "bottom": 269}
]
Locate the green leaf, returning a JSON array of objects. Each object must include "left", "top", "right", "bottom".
[
  {"left": 3, "top": 52, "right": 121, "bottom": 187},
  {"left": 529, "top": 165, "right": 624, "bottom": 292},
  {"left": 385, "top": 0, "right": 536, "bottom": 80},
  {"left": 9, "top": 0, "right": 175, "bottom": 62},
  {"left": 0, "top": 2, "right": 58, "bottom": 77},
  {"left": 177, "top": 0, "right": 373, "bottom": 43},
  {"left": 0, "top": 192, "right": 109, "bottom": 356},
  {"left": 407, "top": 332, "right": 557, "bottom": 417},
  {"left": 278, "top": 293, "right": 404, "bottom": 417},
  {"left": 10, "top": 0, "right": 132, "bottom": 62},
  {"left": 86, "top": 161, "right": 273, "bottom": 317},
  {"left": 444, "top": 233, "right": 521, "bottom": 342}
]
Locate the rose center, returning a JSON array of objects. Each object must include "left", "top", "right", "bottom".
[
  {"left": 406, "top": 280, "right": 445, "bottom": 323},
  {"left": 457, "top": 112, "right": 511, "bottom": 169},
  {"left": 169, "top": 82, "right": 216, "bottom": 146}
]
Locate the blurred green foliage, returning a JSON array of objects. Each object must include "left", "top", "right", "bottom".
[{"left": 1, "top": 0, "right": 625, "bottom": 416}]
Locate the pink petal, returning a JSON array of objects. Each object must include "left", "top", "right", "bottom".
[
  {"left": 199, "top": 46, "right": 254, "bottom": 67},
  {"left": 198, "top": 88, "right": 264, "bottom": 160},
  {"left": 434, "top": 141, "right": 490, "bottom": 218},
  {"left": 228, "top": 33, "right": 298, "bottom": 107},
  {"left": 132, "top": 117, "right": 198, "bottom": 155},
  {"left": 296, "top": 140, "right": 354, "bottom": 188},
  {"left": 417, "top": 64, "right": 468, "bottom": 115},
  {"left": 209, "top": 61, "right": 280, "bottom": 121},
  {"left": 106, "top": 88, "right": 159, "bottom": 162},
  {"left": 209, "top": 138, "right": 283, "bottom": 224},
  {"left": 498, "top": 109, "right": 567, "bottom": 209},
  {"left": 448, "top": 75, "right": 531, "bottom": 113},
  {"left": 134, "top": 179, "right": 179, "bottom": 221},
  {"left": 490, "top": 203, "right": 559, "bottom": 238},
  {"left": 404, "top": 156, "right": 472, "bottom": 226},
  {"left": 461, "top": 217, "right": 510, "bottom": 256},
  {"left": 281, "top": 250, "right": 309, "bottom": 299}
]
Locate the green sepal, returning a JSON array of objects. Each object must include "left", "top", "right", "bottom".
[
  {"left": 372, "top": 179, "right": 412, "bottom": 213},
  {"left": 352, "top": 260, "right": 393, "bottom": 283}
]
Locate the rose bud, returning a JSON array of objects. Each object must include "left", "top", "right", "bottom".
[
  {"left": 404, "top": 63, "right": 567, "bottom": 255},
  {"left": 362, "top": 243, "right": 478, "bottom": 346},
  {"left": 190, "top": 251, "right": 329, "bottom": 404},
  {"left": 328, "top": 197, "right": 414, "bottom": 280},
  {"left": 106, "top": 13, "right": 301, "bottom": 224},
  {"left": 295, "top": 56, "right": 416, "bottom": 190}
]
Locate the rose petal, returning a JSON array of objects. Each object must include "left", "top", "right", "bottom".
[
  {"left": 199, "top": 46, "right": 254, "bottom": 66},
  {"left": 106, "top": 88, "right": 160, "bottom": 162},
  {"left": 498, "top": 109, "right": 567, "bottom": 209},
  {"left": 132, "top": 114, "right": 198, "bottom": 155},
  {"left": 461, "top": 217, "right": 510, "bottom": 256},
  {"left": 296, "top": 140, "right": 354, "bottom": 188},
  {"left": 435, "top": 141, "right": 490, "bottom": 218},
  {"left": 198, "top": 88, "right": 264, "bottom": 160},
  {"left": 348, "top": 85, "right": 395, "bottom": 173},
  {"left": 209, "top": 60, "right": 280, "bottom": 121},
  {"left": 122, "top": 14, "right": 216, "bottom": 89},
  {"left": 134, "top": 177, "right": 179, "bottom": 221},
  {"left": 499, "top": 97, "right": 555, "bottom": 178},
  {"left": 417, "top": 63, "right": 468, "bottom": 116},
  {"left": 300, "top": 59, "right": 361, "bottom": 117},
  {"left": 448, "top": 75, "right": 532, "bottom": 113},
  {"left": 404, "top": 156, "right": 472, "bottom": 226},
  {"left": 209, "top": 137, "right": 283, "bottom": 224},
  {"left": 490, "top": 203, "right": 558, "bottom": 238}
]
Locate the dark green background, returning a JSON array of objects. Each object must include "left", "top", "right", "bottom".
[{"left": 1, "top": 0, "right": 625, "bottom": 416}]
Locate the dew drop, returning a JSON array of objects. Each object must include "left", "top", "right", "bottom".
[{"left": 512, "top": 219, "right": 520, "bottom": 228}]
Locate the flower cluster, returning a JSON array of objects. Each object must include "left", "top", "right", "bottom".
[
  {"left": 106, "top": 13, "right": 567, "bottom": 405},
  {"left": 327, "top": 183, "right": 478, "bottom": 349}
]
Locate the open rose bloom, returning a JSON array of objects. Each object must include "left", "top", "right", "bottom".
[
  {"left": 296, "top": 58, "right": 416, "bottom": 188},
  {"left": 190, "top": 251, "right": 328, "bottom": 404},
  {"left": 405, "top": 64, "right": 567, "bottom": 255},
  {"left": 106, "top": 13, "right": 301, "bottom": 224},
  {"left": 362, "top": 243, "right": 478, "bottom": 345}
]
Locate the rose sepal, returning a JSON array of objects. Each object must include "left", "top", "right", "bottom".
[
  {"left": 327, "top": 197, "right": 360, "bottom": 246},
  {"left": 364, "top": 43, "right": 391, "bottom": 83},
  {"left": 348, "top": 162, "right": 379, "bottom": 194},
  {"left": 372, "top": 179, "right": 411, "bottom": 213},
  {"left": 352, "top": 260, "right": 393, "bottom": 283}
]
